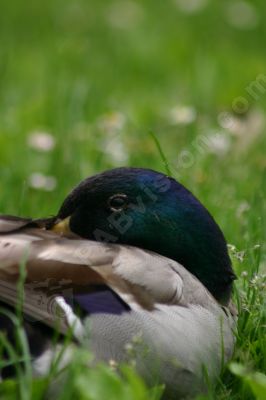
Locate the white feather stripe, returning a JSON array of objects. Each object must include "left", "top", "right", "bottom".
[{"left": 54, "top": 296, "right": 84, "bottom": 340}]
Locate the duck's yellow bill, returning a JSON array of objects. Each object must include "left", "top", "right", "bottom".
[{"left": 51, "top": 217, "right": 71, "bottom": 235}]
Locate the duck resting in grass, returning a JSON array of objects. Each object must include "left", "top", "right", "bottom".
[{"left": 0, "top": 167, "right": 237, "bottom": 399}]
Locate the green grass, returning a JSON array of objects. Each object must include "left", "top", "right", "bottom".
[{"left": 0, "top": 0, "right": 265, "bottom": 398}]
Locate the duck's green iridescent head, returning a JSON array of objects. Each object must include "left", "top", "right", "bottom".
[{"left": 54, "top": 167, "right": 236, "bottom": 304}]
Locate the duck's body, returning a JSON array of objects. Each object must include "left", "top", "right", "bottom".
[{"left": 0, "top": 168, "right": 237, "bottom": 399}]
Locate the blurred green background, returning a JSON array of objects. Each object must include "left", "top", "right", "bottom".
[
  {"left": 0, "top": 0, "right": 265, "bottom": 238},
  {"left": 0, "top": 0, "right": 265, "bottom": 398}
]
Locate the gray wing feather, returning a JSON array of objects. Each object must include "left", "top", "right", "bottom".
[{"left": 0, "top": 215, "right": 32, "bottom": 232}]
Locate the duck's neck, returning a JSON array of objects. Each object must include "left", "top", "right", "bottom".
[
  {"left": 120, "top": 190, "right": 235, "bottom": 305},
  {"left": 127, "top": 226, "right": 234, "bottom": 305},
  {"left": 169, "top": 234, "right": 234, "bottom": 305}
]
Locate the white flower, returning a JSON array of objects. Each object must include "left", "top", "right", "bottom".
[
  {"left": 217, "top": 112, "right": 237, "bottom": 130},
  {"left": 225, "top": 1, "right": 259, "bottom": 30},
  {"left": 98, "top": 111, "right": 126, "bottom": 134},
  {"left": 169, "top": 105, "right": 197, "bottom": 125},
  {"left": 97, "top": 111, "right": 129, "bottom": 164},
  {"left": 108, "top": 359, "right": 118, "bottom": 370},
  {"left": 207, "top": 132, "right": 231, "bottom": 155},
  {"left": 27, "top": 131, "right": 55, "bottom": 152},
  {"left": 174, "top": 0, "right": 208, "bottom": 14},
  {"left": 236, "top": 201, "right": 250, "bottom": 219},
  {"left": 105, "top": 138, "right": 129, "bottom": 164},
  {"left": 106, "top": 0, "right": 143, "bottom": 29},
  {"left": 28, "top": 173, "right": 57, "bottom": 191},
  {"left": 124, "top": 343, "right": 133, "bottom": 352},
  {"left": 227, "top": 244, "right": 236, "bottom": 252},
  {"left": 218, "top": 109, "right": 264, "bottom": 151}
]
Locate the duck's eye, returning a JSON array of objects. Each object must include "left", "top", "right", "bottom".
[{"left": 108, "top": 194, "right": 128, "bottom": 212}]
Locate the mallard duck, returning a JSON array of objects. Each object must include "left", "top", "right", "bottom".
[{"left": 0, "top": 167, "right": 237, "bottom": 399}]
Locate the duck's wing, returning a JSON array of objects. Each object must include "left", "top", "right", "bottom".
[
  {"left": 0, "top": 215, "right": 33, "bottom": 232},
  {"left": 0, "top": 215, "right": 188, "bottom": 336},
  {"left": 0, "top": 218, "right": 230, "bottom": 350}
]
